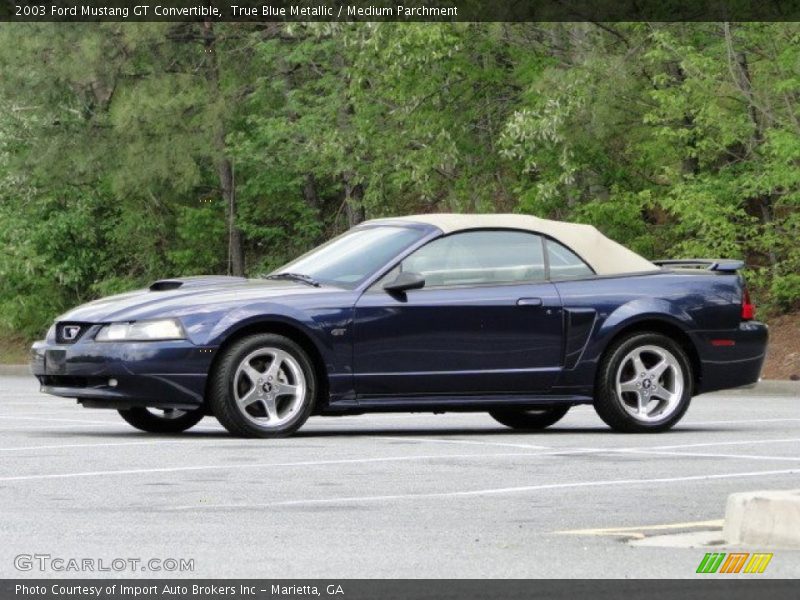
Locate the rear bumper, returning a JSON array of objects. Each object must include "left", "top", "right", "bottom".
[
  {"left": 30, "top": 338, "right": 213, "bottom": 410},
  {"left": 696, "top": 321, "right": 768, "bottom": 394}
]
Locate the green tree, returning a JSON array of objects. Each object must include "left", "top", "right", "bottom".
[{"left": 1, "top": 22, "right": 798, "bottom": 341}]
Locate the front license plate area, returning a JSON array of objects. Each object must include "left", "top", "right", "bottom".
[{"left": 45, "top": 349, "right": 67, "bottom": 374}]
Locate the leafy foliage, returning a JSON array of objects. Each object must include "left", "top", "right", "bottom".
[{"left": 0, "top": 22, "right": 798, "bottom": 339}]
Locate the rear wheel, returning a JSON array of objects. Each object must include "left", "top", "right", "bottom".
[
  {"left": 209, "top": 333, "right": 317, "bottom": 438},
  {"left": 117, "top": 407, "right": 204, "bottom": 433},
  {"left": 594, "top": 332, "right": 692, "bottom": 433},
  {"left": 489, "top": 405, "right": 570, "bottom": 430}
]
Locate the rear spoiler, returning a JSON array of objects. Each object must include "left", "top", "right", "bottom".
[{"left": 653, "top": 259, "right": 745, "bottom": 272}]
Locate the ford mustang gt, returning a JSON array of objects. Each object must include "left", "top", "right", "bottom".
[{"left": 31, "top": 214, "right": 768, "bottom": 437}]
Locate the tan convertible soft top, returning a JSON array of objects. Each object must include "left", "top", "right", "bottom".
[{"left": 363, "top": 213, "right": 657, "bottom": 276}]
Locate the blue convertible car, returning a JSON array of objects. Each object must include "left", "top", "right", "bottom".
[{"left": 31, "top": 214, "right": 767, "bottom": 437}]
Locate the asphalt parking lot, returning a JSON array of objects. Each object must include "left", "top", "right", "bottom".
[{"left": 0, "top": 374, "right": 798, "bottom": 579}]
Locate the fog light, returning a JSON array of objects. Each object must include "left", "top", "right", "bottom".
[{"left": 108, "top": 378, "right": 118, "bottom": 388}]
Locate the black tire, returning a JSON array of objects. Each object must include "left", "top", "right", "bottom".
[
  {"left": 594, "top": 332, "right": 693, "bottom": 433},
  {"left": 117, "top": 407, "right": 204, "bottom": 433},
  {"left": 489, "top": 405, "right": 571, "bottom": 430},
  {"left": 209, "top": 333, "right": 317, "bottom": 438}
]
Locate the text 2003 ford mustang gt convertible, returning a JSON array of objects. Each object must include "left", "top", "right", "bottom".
[{"left": 31, "top": 214, "right": 767, "bottom": 437}]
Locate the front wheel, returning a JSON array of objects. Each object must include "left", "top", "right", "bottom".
[
  {"left": 594, "top": 332, "right": 693, "bottom": 433},
  {"left": 118, "top": 407, "right": 204, "bottom": 433},
  {"left": 208, "top": 333, "right": 317, "bottom": 438},
  {"left": 489, "top": 405, "right": 570, "bottom": 430}
]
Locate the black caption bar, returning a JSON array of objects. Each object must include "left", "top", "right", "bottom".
[
  {"left": 2, "top": 580, "right": 799, "bottom": 600},
  {"left": 2, "top": 0, "right": 800, "bottom": 22}
]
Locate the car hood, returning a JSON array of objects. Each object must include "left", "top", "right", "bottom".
[{"left": 56, "top": 275, "right": 340, "bottom": 323}]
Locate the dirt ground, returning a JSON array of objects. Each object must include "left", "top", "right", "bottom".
[
  {"left": 0, "top": 334, "right": 29, "bottom": 364},
  {"left": 2, "top": 313, "right": 799, "bottom": 379},
  {"left": 762, "top": 311, "right": 800, "bottom": 380}
]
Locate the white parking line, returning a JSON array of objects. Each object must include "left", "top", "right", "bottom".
[
  {"left": 170, "top": 467, "right": 800, "bottom": 509},
  {"left": 0, "top": 440, "right": 185, "bottom": 452},
  {"left": 686, "top": 417, "right": 800, "bottom": 426},
  {"left": 618, "top": 448, "right": 800, "bottom": 462},
  {"left": 4, "top": 434, "right": 800, "bottom": 483},
  {"left": 0, "top": 399, "right": 78, "bottom": 403},
  {"left": 0, "top": 428, "right": 797, "bottom": 455},
  {"left": 0, "top": 402, "right": 83, "bottom": 407},
  {"left": 647, "top": 437, "right": 800, "bottom": 450},
  {"left": 0, "top": 423, "right": 132, "bottom": 431},
  {"left": 376, "top": 435, "right": 550, "bottom": 450},
  {"left": 0, "top": 451, "right": 543, "bottom": 482},
  {"left": 371, "top": 436, "right": 800, "bottom": 460},
  {"left": 0, "top": 438, "right": 261, "bottom": 453},
  {"left": 556, "top": 519, "right": 725, "bottom": 539},
  {"left": 0, "top": 415, "right": 123, "bottom": 425}
]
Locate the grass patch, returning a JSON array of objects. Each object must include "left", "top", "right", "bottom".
[{"left": 0, "top": 332, "right": 31, "bottom": 364}]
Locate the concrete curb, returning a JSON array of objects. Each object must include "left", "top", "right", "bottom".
[{"left": 723, "top": 490, "right": 800, "bottom": 549}]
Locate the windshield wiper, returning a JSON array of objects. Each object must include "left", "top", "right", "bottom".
[{"left": 263, "top": 272, "right": 321, "bottom": 287}]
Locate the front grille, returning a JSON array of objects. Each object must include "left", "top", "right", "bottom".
[{"left": 55, "top": 322, "right": 88, "bottom": 344}]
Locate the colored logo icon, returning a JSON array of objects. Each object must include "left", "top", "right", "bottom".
[{"left": 696, "top": 552, "right": 773, "bottom": 574}]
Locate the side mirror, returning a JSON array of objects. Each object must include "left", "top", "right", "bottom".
[{"left": 383, "top": 271, "right": 425, "bottom": 293}]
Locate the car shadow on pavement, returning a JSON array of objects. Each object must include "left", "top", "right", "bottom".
[
  {"left": 31, "top": 425, "right": 727, "bottom": 440},
  {"left": 293, "top": 426, "right": 724, "bottom": 438}
]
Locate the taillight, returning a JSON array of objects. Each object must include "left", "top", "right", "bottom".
[{"left": 741, "top": 287, "right": 755, "bottom": 320}]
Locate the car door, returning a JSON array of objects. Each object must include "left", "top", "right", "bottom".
[{"left": 352, "top": 230, "right": 564, "bottom": 397}]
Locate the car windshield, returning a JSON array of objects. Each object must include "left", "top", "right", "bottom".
[{"left": 272, "top": 226, "right": 427, "bottom": 289}]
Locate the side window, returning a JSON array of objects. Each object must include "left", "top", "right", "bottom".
[
  {"left": 546, "top": 239, "right": 594, "bottom": 280},
  {"left": 398, "top": 230, "right": 546, "bottom": 287}
]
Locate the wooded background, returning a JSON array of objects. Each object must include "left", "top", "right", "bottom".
[{"left": 0, "top": 22, "right": 798, "bottom": 340}]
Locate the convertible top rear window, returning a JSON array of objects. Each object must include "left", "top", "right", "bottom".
[{"left": 546, "top": 239, "right": 594, "bottom": 280}]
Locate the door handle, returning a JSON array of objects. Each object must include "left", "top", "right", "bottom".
[{"left": 516, "top": 297, "right": 543, "bottom": 307}]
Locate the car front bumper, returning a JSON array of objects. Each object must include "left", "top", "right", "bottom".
[{"left": 30, "top": 338, "right": 214, "bottom": 410}]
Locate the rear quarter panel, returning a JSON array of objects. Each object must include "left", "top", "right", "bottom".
[{"left": 553, "top": 271, "right": 744, "bottom": 394}]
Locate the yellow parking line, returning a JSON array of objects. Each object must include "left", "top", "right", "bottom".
[{"left": 556, "top": 519, "right": 724, "bottom": 539}]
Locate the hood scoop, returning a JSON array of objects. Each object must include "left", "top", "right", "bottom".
[{"left": 149, "top": 275, "right": 248, "bottom": 292}]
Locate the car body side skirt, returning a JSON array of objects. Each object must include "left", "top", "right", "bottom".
[{"left": 319, "top": 393, "right": 595, "bottom": 414}]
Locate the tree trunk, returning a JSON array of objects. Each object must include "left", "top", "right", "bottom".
[
  {"left": 203, "top": 22, "right": 245, "bottom": 276},
  {"left": 343, "top": 174, "right": 365, "bottom": 227},
  {"left": 216, "top": 146, "right": 245, "bottom": 276},
  {"left": 725, "top": 23, "right": 763, "bottom": 145},
  {"left": 736, "top": 49, "right": 762, "bottom": 143},
  {"left": 724, "top": 23, "right": 776, "bottom": 266},
  {"left": 736, "top": 48, "right": 775, "bottom": 265},
  {"left": 664, "top": 61, "right": 699, "bottom": 177},
  {"left": 302, "top": 173, "right": 326, "bottom": 243},
  {"left": 302, "top": 173, "right": 320, "bottom": 211},
  {"left": 680, "top": 113, "right": 699, "bottom": 177}
]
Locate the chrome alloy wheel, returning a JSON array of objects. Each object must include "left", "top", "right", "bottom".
[
  {"left": 232, "top": 347, "right": 307, "bottom": 428},
  {"left": 614, "top": 344, "right": 684, "bottom": 423}
]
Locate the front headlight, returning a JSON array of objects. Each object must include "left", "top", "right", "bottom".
[{"left": 95, "top": 319, "right": 185, "bottom": 342}]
